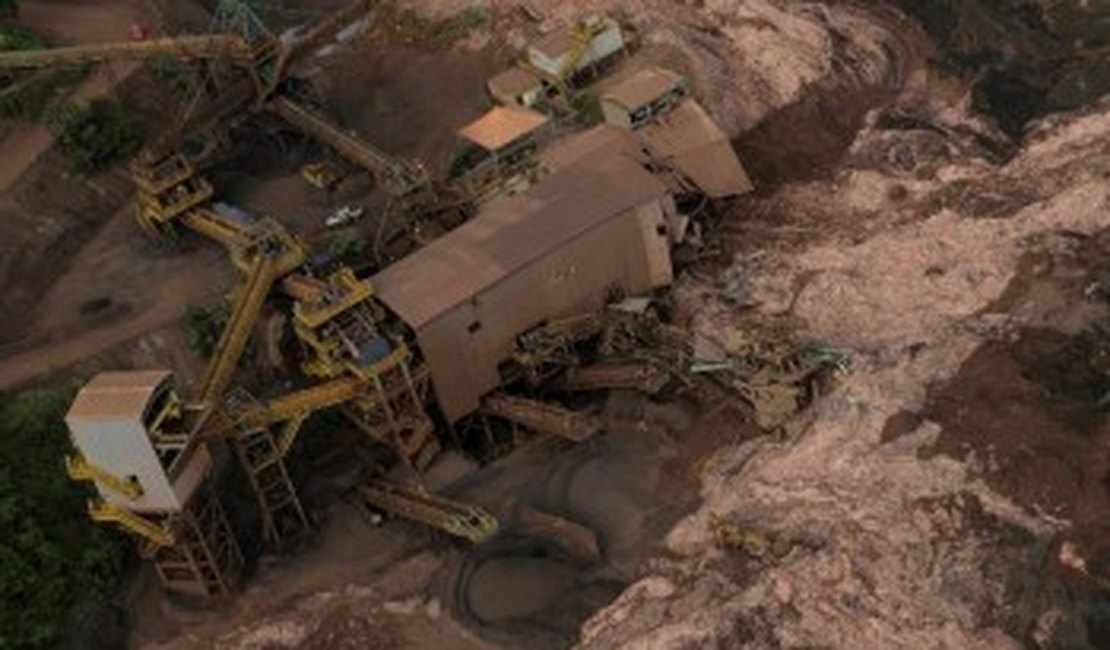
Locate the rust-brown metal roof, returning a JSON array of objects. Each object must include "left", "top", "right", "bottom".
[
  {"left": 67, "top": 370, "right": 171, "bottom": 421},
  {"left": 601, "top": 67, "right": 685, "bottom": 112},
  {"left": 487, "top": 66, "right": 543, "bottom": 99},
  {"left": 639, "top": 99, "right": 754, "bottom": 198},
  {"left": 530, "top": 26, "right": 578, "bottom": 60},
  {"left": 374, "top": 153, "right": 668, "bottom": 329},
  {"left": 538, "top": 123, "right": 647, "bottom": 170},
  {"left": 458, "top": 106, "right": 551, "bottom": 152}
]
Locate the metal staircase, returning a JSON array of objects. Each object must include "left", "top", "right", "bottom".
[
  {"left": 144, "top": 488, "right": 243, "bottom": 598},
  {"left": 225, "top": 389, "right": 310, "bottom": 545}
]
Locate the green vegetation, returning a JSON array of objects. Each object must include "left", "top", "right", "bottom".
[
  {"left": 149, "top": 53, "right": 194, "bottom": 100},
  {"left": 0, "top": 65, "right": 88, "bottom": 121},
  {"left": 0, "top": 21, "right": 89, "bottom": 121},
  {"left": 46, "top": 99, "right": 143, "bottom": 174},
  {"left": 570, "top": 93, "right": 603, "bottom": 128},
  {"left": 0, "top": 21, "right": 38, "bottom": 52},
  {"left": 390, "top": 6, "right": 490, "bottom": 45},
  {"left": 0, "top": 382, "right": 129, "bottom": 649},
  {"left": 183, "top": 303, "right": 230, "bottom": 359},
  {"left": 326, "top": 234, "right": 370, "bottom": 270}
]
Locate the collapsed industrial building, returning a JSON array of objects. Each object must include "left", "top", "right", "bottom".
[{"left": 2, "top": 2, "right": 775, "bottom": 601}]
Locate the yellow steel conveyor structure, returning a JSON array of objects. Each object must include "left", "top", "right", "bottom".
[
  {"left": 267, "top": 97, "right": 428, "bottom": 196},
  {"left": 0, "top": 35, "right": 256, "bottom": 69}
]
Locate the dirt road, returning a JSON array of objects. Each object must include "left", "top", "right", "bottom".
[{"left": 0, "top": 1, "right": 146, "bottom": 190}]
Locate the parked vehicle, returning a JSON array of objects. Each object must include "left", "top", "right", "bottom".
[{"left": 325, "top": 205, "right": 364, "bottom": 228}]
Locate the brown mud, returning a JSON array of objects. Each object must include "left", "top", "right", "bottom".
[{"left": 882, "top": 229, "right": 1110, "bottom": 646}]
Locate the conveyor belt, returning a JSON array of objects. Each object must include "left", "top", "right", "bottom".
[{"left": 0, "top": 35, "right": 254, "bottom": 69}]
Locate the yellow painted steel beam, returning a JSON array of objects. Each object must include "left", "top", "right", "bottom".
[
  {"left": 359, "top": 479, "right": 498, "bottom": 543},
  {"left": 181, "top": 208, "right": 255, "bottom": 251},
  {"left": 88, "top": 499, "right": 175, "bottom": 547},
  {"left": 0, "top": 35, "right": 255, "bottom": 69},
  {"left": 197, "top": 254, "right": 277, "bottom": 404},
  {"left": 292, "top": 269, "right": 375, "bottom": 329},
  {"left": 65, "top": 455, "right": 143, "bottom": 500},
  {"left": 262, "top": 376, "right": 364, "bottom": 424},
  {"left": 147, "top": 391, "right": 184, "bottom": 438},
  {"left": 274, "top": 411, "right": 310, "bottom": 458}
]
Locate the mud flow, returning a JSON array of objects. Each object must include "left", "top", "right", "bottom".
[
  {"left": 888, "top": 230, "right": 1110, "bottom": 646},
  {"left": 436, "top": 397, "right": 724, "bottom": 649}
]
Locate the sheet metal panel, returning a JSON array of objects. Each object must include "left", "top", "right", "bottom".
[
  {"left": 374, "top": 153, "right": 668, "bottom": 330},
  {"left": 639, "top": 99, "right": 755, "bottom": 198},
  {"left": 412, "top": 196, "right": 675, "bottom": 421},
  {"left": 67, "top": 370, "right": 172, "bottom": 421}
]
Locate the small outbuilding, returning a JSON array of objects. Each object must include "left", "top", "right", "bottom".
[
  {"left": 66, "top": 371, "right": 211, "bottom": 513},
  {"left": 601, "top": 66, "right": 689, "bottom": 129},
  {"left": 525, "top": 14, "right": 625, "bottom": 84},
  {"left": 458, "top": 106, "right": 551, "bottom": 160},
  {"left": 487, "top": 66, "right": 545, "bottom": 107}
]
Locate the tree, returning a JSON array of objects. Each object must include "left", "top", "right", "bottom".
[
  {"left": 0, "top": 2, "right": 21, "bottom": 22},
  {"left": 46, "top": 99, "right": 143, "bottom": 174},
  {"left": 0, "top": 383, "right": 128, "bottom": 649},
  {"left": 183, "top": 303, "right": 229, "bottom": 358}
]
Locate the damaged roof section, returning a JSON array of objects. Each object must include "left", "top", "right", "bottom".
[
  {"left": 374, "top": 153, "right": 669, "bottom": 330},
  {"left": 594, "top": 66, "right": 753, "bottom": 198},
  {"left": 640, "top": 99, "right": 754, "bottom": 198}
]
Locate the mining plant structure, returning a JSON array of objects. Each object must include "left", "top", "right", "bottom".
[{"left": 3, "top": 1, "right": 775, "bottom": 599}]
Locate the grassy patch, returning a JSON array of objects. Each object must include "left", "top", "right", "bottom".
[{"left": 0, "top": 64, "right": 89, "bottom": 121}]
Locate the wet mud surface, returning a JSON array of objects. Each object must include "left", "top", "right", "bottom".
[
  {"left": 438, "top": 399, "right": 726, "bottom": 649},
  {"left": 890, "top": 0, "right": 1110, "bottom": 136},
  {"left": 884, "top": 230, "right": 1110, "bottom": 646}
]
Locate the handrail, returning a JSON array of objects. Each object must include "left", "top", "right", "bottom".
[{"left": 88, "top": 499, "right": 175, "bottom": 547}]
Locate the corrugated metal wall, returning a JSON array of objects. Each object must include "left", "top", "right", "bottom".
[{"left": 417, "top": 198, "right": 674, "bottom": 421}]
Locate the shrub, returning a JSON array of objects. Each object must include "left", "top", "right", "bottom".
[
  {"left": 0, "top": 21, "right": 38, "bottom": 52},
  {"left": 46, "top": 99, "right": 143, "bottom": 174},
  {"left": 0, "top": 382, "right": 129, "bottom": 649},
  {"left": 183, "top": 303, "right": 229, "bottom": 359}
]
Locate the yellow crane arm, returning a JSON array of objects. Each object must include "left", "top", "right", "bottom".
[
  {"left": 264, "top": 376, "right": 364, "bottom": 423},
  {"left": 0, "top": 35, "right": 255, "bottom": 69}
]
